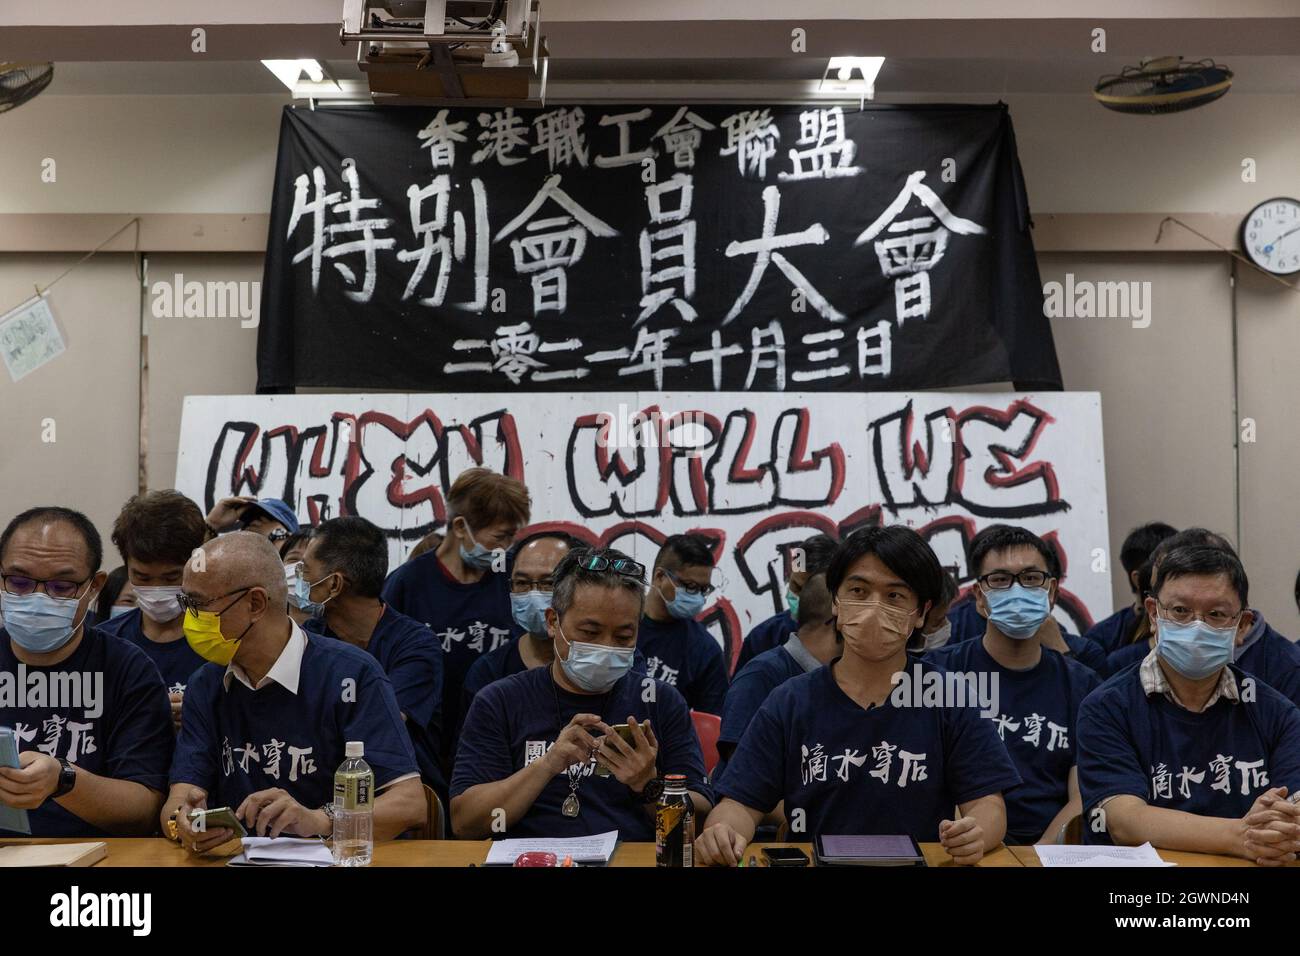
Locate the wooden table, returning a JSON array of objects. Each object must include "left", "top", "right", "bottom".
[
  {"left": 0, "top": 837, "right": 1020, "bottom": 867},
  {"left": 2, "top": 838, "right": 1265, "bottom": 867}
]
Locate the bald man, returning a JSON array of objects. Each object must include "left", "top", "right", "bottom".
[
  {"left": 164, "top": 532, "right": 423, "bottom": 854},
  {"left": 0, "top": 506, "right": 173, "bottom": 837},
  {"left": 459, "top": 534, "right": 577, "bottom": 724}
]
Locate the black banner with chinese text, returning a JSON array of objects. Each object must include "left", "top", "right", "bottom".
[{"left": 257, "top": 102, "right": 1061, "bottom": 392}]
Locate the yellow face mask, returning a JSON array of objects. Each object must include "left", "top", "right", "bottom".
[{"left": 183, "top": 608, "right": 243, "bottom": 666}]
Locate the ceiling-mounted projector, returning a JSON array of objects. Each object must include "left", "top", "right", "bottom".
[{"left": 340, "top": 0, "right": 547, "bottom": 103}]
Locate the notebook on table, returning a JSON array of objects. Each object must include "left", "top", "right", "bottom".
[
  {"left": 814, "top": 834, "right": 926, "bottom": 867},
  {"left": 0, "top": 842, "right": 107, "bottom": 867}
]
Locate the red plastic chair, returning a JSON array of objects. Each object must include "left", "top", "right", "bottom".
[{"left": 690, "top": 710, "right": 722, "bottom": 775}]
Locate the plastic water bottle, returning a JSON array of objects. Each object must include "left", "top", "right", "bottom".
[{"left": 332, "top": 741, "right": 374, "bottom": 866}]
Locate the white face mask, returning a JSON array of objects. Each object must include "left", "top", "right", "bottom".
[
  {"left": 133, "top": 585, "right": 184, "bottom": 623},
  {"left": 923, "top": 619, "right": 953, "bottom": 650}
]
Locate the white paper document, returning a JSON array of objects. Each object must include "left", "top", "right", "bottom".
[
  {"left": 1033, "top": 842, "right": 1175, "bottom": 868},
  {"left": 228, "top": 837, "right": 335, "bottom": 867},
  {"left": 484, "top": 830, "right": 620, "bottom": 866}
]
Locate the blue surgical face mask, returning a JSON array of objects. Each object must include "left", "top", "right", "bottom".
[
  {"left": 511, "top": 590, "right": 552, "bottom": 635},
  {"left": 109, "top": 604, "right": 135, "bottom": 619},
  {"left": 2, "top": 591, "right": 90, "bottom": 654},
  {"left": 1156, "top": 616, "right": 1236, "bottom": 680},
  {"left": 556, "top": 624, "right": 636, "bottom": 693},
  {"left": 293, "top": 571, "right": 335, "bottom": 618},
  {"left": 983, "top": 583, "right": 1051, "bottom": 640},
  {"left": 457, "top": 521, "right": 496, "bottom": 572},
  {"left": 785, "top": 589, "right": 800, "bottom": 620},
  {"left": 660, "top": 574, "right": 707, "bottom": 620}
]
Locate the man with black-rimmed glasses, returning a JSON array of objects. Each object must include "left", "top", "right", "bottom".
[
  {"left": 0, "top": 506, "right": 173, "bottom": 837},
  {"left": 1078, "top": 544, "right": 1300, "bottom": 863},
  {"left": 927, "top": 525, "right": 1099, "bottom": 845},
  {"left": 638, "top": 533, "right": 729, "bottom": 714}
]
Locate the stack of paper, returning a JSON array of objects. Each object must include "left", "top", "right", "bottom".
[
  {"left": 484, "top": 830, "right": 620, "bottom": 866},
  {"left": 227, "top": 837, "right": 335, "bottom": 867},
  {"left": 1033, "top": 842, "right": 1175, "bottom": 867}
]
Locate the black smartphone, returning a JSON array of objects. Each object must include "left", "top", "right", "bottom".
[{"left": 761, "top": 846, "right": 810, "bottom": 867}]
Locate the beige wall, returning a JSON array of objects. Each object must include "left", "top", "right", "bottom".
[
  {"left": 0, "top": 254, "right": 141, "bottom": 565},
  {"left": 1, "top": 87, "right": 1298, "bottom": 630}
]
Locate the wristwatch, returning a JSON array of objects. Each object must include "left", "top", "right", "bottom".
[
  {"left": 635, "top": 777, "right": 665, "bottom": 804},
  {"left": 318, "top": 802, "right": 337, "bottom": 837},
  {"left": 52, "top": 757, "right": 77, "bottom": 798}
]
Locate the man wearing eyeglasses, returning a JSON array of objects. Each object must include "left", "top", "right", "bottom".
[
  {"left": 0, "top": 507, "right": 173, "bottom": 837},
  {"left": 204, "top": 496, "right": 300, "bottom": 544},
  {"left": 638, "top": 533, "right": 729, "bottom": 715},
  {"left": 452, "top": 547, "right": 712, "bottom": 840},
  {"left": 295, "top": 517, "right": 445, "bottom": 799},
  {"left": 164, "top": 532, "right": 423, "bottom": 853},
  {"left": 1078, "top": 544, "right": 1300, "bottom": 863},
  {"left": 926, "top": 525, "right": 1099, "bottom": 845},
  {"left": 460, "top": 533, "right": 578, "bottom": 723},
  {"left": 1102, "top": 529, "right": 1300, "bottom": 709}
]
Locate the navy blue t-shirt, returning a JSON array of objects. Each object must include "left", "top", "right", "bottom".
[
  {"left": 1105, "top": 639, "right": 1151, "bottom": 677},
  {"left": 946, "top": 597, "right": 986, "bottom": 644},
  {"left": 1107, "top": 621, "right": 1300, "bottom": 708},
  {"left": 926, "top": 639, "right": 1100, "bottom": 844},
  {"left": 170, "top": 629, "right": 418, "bottom": 811},
  {"left": 0, "top": 625, "right": 174, "bottom": 837},
  {"left": 1077, "top": 662, "right": 1300, "bottom": 845},
  {"left": 305, "top": 606, "right": 444, "bottom": 791},
  {"left": 720, "top": 643, "right": 808, "bottom": 754},
  {"left": 947, "top": 596, "right": 1102, "bottom": 674},
  {"left": 1063, "top": 631, "right": 1106, "bottom": 676},
  {"left": 381, "top": 552, "right": 514, "bottom": 710},
  {"left": 98, "top": 608, "right": 205, "bottom": 693},
  {"left": 451, "top": 664, "right": 712, "bottom": 840},
  {"left": 733, "top": 610, "right": 796, "bottom": 675},
  {"left": 719, "top": 659, "right": 1021, "bottom": 842},
  {"left": 461, "top": 635, "right": 529, "bottom": 724},
  {"left": 637, "top": 615, "right": 728, "bottom": 715},
  {"left": 1083, "top": 605, "right": 1139, "bottom": 655}
]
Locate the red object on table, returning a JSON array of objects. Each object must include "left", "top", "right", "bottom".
[{"left": 513, "top": 851, "right": 558, "bottom": 867}]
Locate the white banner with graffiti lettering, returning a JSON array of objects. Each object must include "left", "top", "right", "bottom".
[{"left": 175, "top": 391, "right": 1109, "bottom": 666}]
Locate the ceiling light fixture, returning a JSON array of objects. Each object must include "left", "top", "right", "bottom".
[{"left": 820, "top": 56, "right": 886, "bottom": 106}]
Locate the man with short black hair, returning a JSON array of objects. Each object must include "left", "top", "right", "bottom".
[
  {"left": 1078, "top": 545, "right": 1300, "bottom": 862},
  {"left": 1084, "top": 521, "right": 1178, "bottom": 654},
  {"left": 452, "top": 547, "right": 712, "bottom": 840},
  {"left": 638, "top": 533, "right": 729, "bottom": 714},
  {"left": 732, "top": 533, "right": 838, "bottom": 674},
  {"left": 298, "top": 517, "right": 445, "bottom": 794},
  {"left": 717, "top": 542, "right": 840, "bottom": 780},
  {"left": 102, "top": 490, "right": 210, "bottom": 728},
  {"left": 1104, "top": 531, "right": 1300, "bottom": 706},
  {"left": 697, "top": 526, "right": 1019, "bottom": 865},
  {"left": 928, "top": 525, "right": 1099, "bottom": 844},
  {"left": 0, "top": 507, "right": 173, "bottom": 836}
]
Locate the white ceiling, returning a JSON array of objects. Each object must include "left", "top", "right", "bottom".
[{"left": 38, "top": 54, "right": 1300, "bottom": 97}]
